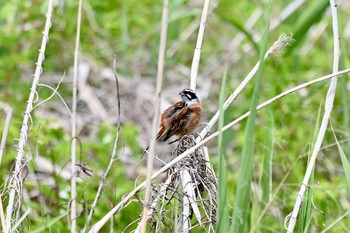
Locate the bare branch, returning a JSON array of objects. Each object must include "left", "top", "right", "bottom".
[
  {"left": 34, "top": 73, "right": 72, "bottom": 116},
  {"left": 190, "top": 0, "right": 211, "bottom": 90},
  {"left": 70, "top": 0, "right": 84, "bottom": 230},
  {"left": 141, "top": 0, "right": 169, "bottom": 232}
]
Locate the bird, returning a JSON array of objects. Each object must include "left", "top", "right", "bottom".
[{"left": 143, "top": 88, "right": 202, "bottom": 154}]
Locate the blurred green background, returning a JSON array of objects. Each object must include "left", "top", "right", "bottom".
[{"left": 1, "top": 0, "right": 350, "bottom": 232}]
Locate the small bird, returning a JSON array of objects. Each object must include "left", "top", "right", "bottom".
[{"left": 144, "top": 88, "right": 202, "bottom": 154}]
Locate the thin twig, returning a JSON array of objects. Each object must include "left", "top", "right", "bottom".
[
  {"left": 320, "top": 210, "right": 350, "bottom": 233},
  {"left": 140, "top": 0, "right": 169, "bottom": 232},
  {"left": 190, "top": 0, "right": 211, "bottom": 90},
  {"left": 33, "top": 73, "right": 72, "bottom": 116},
  {"left": 0, "top": 107, "right": 13, "bottom": 167},
  {"left": 11, "top": 208, "right": 31, "bottom": 232},
  {"left": 134, "top": 175, "right": 173, "bottom": 232},
  {"left": 286, "top": 1, "right": 340, "bottom": 232},
  {"left": 70, "top": 0, "right": 83, "bottom": 231},
  {"left": 5, "top": 0, "right": 54, "bottom": 230},
  {"left": 82, "top": 58, "right": 122, "bottom": 233},
  {"left": 88, "top": 68, "right": 350, "bottom": 233}
]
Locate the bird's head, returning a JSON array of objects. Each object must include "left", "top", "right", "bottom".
[{"left": 179, "top": 88, "right": 200, "bottom": 105}]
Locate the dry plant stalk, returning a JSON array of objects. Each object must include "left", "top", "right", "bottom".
[
  {"left": 138, "top": 1, "right": 211, "bottom": 230},
  {"left": 174, "top": 136, "right": 217, "bottom": 232},
  {"left": 141, "top": 0, "right": 169, "bottom": 232},
  {"left": 286, "top": 1, "right": 340, "bottom": 232},
  {"left": 134, "top": 175, "right": 173, "bottom": 233},
  {"left": 190, "top": 0, "right": 211, "bottom": 90},
  {"left": 5, "top": 0, "right": 54, "bottom": 230},
  {"left": 34, "top": 75, "right": 71, "bottom": 116},
  {"left": 70, "top": 0, "right": 84, "bottom": 231},
  {"left": 11, "top": 208, "right": 31, "bottom": 232},
  {"left": 0, "top": 195, "right": 8, "bottom": 233},
  {"left": 134, "top": 136, "right": 217, "bottom": 233}
]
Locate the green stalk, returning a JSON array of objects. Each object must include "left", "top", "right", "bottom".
[
  {"left": 216, "top": 69, "right": 230, "bottom": 233},
  {"left": 261, "top": 110, "right": 274, "bottom": 204},
  {"left": 231, "top": 5, "right": 270, "bottom": 232}
]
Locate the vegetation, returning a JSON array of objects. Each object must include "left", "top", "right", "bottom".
[{"left": 1, "top": 0, "right": 350, "bottom": 232}]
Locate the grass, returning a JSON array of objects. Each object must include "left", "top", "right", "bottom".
[
  {"left": 216, "top": 69, "right": 229, "bottom": 233},
  {"left": 1, "top": 0, "right": 350, "bottom": 232},
  {"left": 231, "top": 6, "right": 269, "bottom": 232}
]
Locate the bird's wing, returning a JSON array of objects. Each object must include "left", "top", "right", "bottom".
[
  {"left": 163, "top": 107, "right": 191, "bottom": 141},
  {"left": 157, "top": 101, "right": 185, "bottom": 142},
  {"left": 162, "top": 101, "right": 184, "bottom": 119}
]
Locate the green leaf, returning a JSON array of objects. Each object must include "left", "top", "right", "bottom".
[
  {"left": 287, "top": 0, "right": 329, "bottom": 51},
  {"left": 333, "top": 131, "right": 350, "bottom": 193},
  {"left": 261, "top": 110, "right": 274, "bottom": 204},
  {"left": 216, "top": 14, "right": 259, "bottom": 54}
]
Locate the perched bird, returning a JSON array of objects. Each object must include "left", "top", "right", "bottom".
[{"left": 144, "top": 88, "right": 202, "bottom": 154}]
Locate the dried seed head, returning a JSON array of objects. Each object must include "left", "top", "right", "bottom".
[{"left": 269, "top": 33, "right": 295, "bottom": 55}]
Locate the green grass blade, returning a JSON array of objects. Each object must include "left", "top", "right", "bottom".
[
  {"left": 261, "top": 110, "right": 274, "bottom": 205},
  {"left": 231, "top": 5, "right": 270, "bottom": 233},
  {"left": 29, "top": 212, "right": 67, "bottom": 233},
  {"left": 287, "top": 0, "right": 328, "bottom": 51},
  {"left": 333, "top": 131, "right": 350, "bottom": 193},
  {"left": 250, "top": 191, "right": 260, "bottom": 232},
  {"left": 340, "top": 60, "right": 349, "bottom": 133},
  {"left": 252, "top": 111, "right": 274, "bottom": 232},
  {"left": 216, "top": 14, "right": 259, "bottom": 54},
  {"left": 339, "top": 44, "right": 350, "bottom": 159},
  {"left": 216, "top": 69, "right": 230, "bottom": 233}
]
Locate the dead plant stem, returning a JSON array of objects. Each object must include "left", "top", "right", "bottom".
[
  {"left": 140, "top": 0, "right": 169, "bottom": 232},
  {"left": 70, "top": 0, "right": 83, "bottom": 231},
  {"left": 5, "top": 0, "right": 54, "bottom": 230},
  {"left": 190, "top": 0, "right": 211, "bottom": 90}
]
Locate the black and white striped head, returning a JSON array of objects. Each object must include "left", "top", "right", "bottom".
[{"left": 179, "top": 88, "right": 199, "bottom": 105}]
